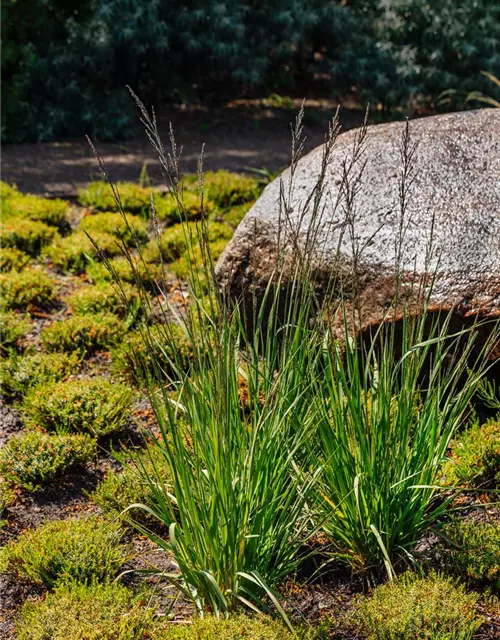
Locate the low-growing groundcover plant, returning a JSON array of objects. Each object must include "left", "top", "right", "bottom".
[
  {"left": 444, "top": 414, "right": 500, "bottom": 490},
  {"left": 0, "top": 430, "right": 96, "bottom": 492},
  {"left": 111, "top": 322, "right": 197, "bottom": 384},
  {"left": 0, "top": 516, "right": 126, "bottom": 588},
  {"left": 16, "top": 581, "right": 157, "bottom": 640},
  {"left": 1, "top": 181, "right": 69, "bottom": 230},
  {"left": 66, "top": 281, "right": 142, "bottom": 322},
  {"left": 0, "top": 246, "right": 32, "bottom": 271},
  {"left": 346, "top": 571, "right": 482, "bottom": 640},
  {"left": 0, "top": 483, "right": 17, "bottom": 516},
  {"left": 79, "top": 211, "right": 149, "bottom": 245},
  {"left": 0, "top": 266, "right": 56, "bottom": 309},
  {"left": 40, "top": 312, "right": 125, "bottom": 355},
  {"left": 0, "top": 217, "right": 60, "bottom": 255},
  {"left": 44, "top": 229, "right": 122, "bottom": 273},
  {"left": 22, "top": 377, "right": 133, "bottom": 437},
  {"left": 0, "top": 351, "right": 80, "bottom": 400},
  {"left": 154, "top": 614, "right": 310, "bottom": 639},
  {"left": 440, "top": 519, "right": 500, "bottom": 591},
  {"left": 78, "top": 180, "right": 152, "bottom": 215},
  {"left": 0, "top": 311, "right": 32, "bottom": 355}
]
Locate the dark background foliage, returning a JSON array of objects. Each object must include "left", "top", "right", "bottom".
[{"left": 2, "top": 0, "right": 499, "bottom": 143}]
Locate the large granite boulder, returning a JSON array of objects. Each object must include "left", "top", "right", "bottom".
[{"left": 216, "top": 109, "right": 500, "bottom": 354}]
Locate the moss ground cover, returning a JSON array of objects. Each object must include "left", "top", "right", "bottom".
[
  {"left": 1, "top": 266, "right": 56, "bottom": 310},
  {"left": 22, "top": 377, "right": 133, "bottom": 437},
  {"left": 0, "top": 516, "right": 126, "bottom": 588},
  {"left": 1, "top": 169, "right": 499, "bottom": 639},
  {"left": 16, "top": 581, "right": 157, "bottom": 640},
  {"left": 346, "top": 572, "right": 482, "bottom": 640},
  {"left": 40, "top": 312, "right": 125, "bottom": 355},
  {"left": 0, "top": 311, "right": 33, "bottom": 355},
  {"left": 0, "top": 351, "right": 80, "bottom": 401},
  {"left": 0, "top": 430, "right": 96, "bottom": 492}
]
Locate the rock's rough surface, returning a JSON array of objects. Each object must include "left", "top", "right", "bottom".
[{"left": 216, "top": 109, "right": 500, "bottom": 336}]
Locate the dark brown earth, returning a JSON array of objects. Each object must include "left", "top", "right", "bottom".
[{"left": 1, "top": 100, "right": 373, "bottom": 198}]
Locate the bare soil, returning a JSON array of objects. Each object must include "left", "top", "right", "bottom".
[{"left": 1, "top": 100, "right": 370, "bottom": 198}]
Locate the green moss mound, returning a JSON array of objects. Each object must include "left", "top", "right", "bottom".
[
  {"left": 66, "top": 281, "right": 142, "bottom": 321},
  {"left": 441, "top": 519, "right": 500, "bottom": 591},
  {"left": 86, "top": 255, "right": 168, "bottom": 291},
  {"left": 23, "top": 377, "right": 133, "bottom": 437},
  {"left": 79, "top": 212, "right": 149, "bottom": 245},
  {"left": 0, "top": 430, "right": 96, "bottom": 492},
  {"left": 0, "top": 311, "right": 32, "bottom": 355},
  {"left": 201, "top": 170, "right": 260, "bottom": 208},
  {"left": 142, "top": 221, "right": 233, "bottom": 264},
  {"left": 1, "top": 218, "right": 60, "bottom": 255},
  {"left": 44, "top": 230, "right": 122, "bottom": 273},
  {"left": 40, "top": 312, "right": 125, "bottom": 355},
  {"left": 169, "top": 239, "right": 229, "bottom": 292},
  {"left": 0, "top": 482, "right": 17, "bottom": 516},
  {"left": 1, "top": 185, "right": 69, "bottom": 231},
  {"left": 0, "top": 351, "right": 80, "bottom": 401},
  {"left": 1, "top": 516, "right": 125, "bottom": 588},
  {"left": 0, "top": 246, "right": 32, "bottom": 271},
  {"left": 112, "top": 323, "right": 196, "bottom": 385},
  {"left": 0, "top": 266, "right": 56, "bottom": 310},
  {"left": 155, "top": 614, "right": 300, "bottom": 639},
  {"left": 154, "top": 190, "right": 214, "bottom": 224},
  {"left": 347, "top": 571, "right": 481, "bottom": 640},
  {"left": 444, "top": 414, "right": 500, "bottom": 491},
  {"left": 78, "top": 181, "right": 152, "bottom": 215},
  {"left": 92, "top": 441, "right": 173, "bottom": 525},
  {"left": 16, "top": 581, "right": 156, "bottom": 640}
]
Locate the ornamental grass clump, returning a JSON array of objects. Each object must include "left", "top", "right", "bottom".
[
  {"left": 86, "top": 96, "right": 325, "bottom": 619},
  {"left": 0, "top": 430, "right": 96, "bottom": 491},
  {"left": 22, "top": 377, "right": 133, "bottom": 437},
  {"left": 308, "top": 308, "right": 491, "bottom": 576},
  {"left": 87, "top": 97, "right": 499, "bottom": 618},
  {"left": 0, "top": 516, "right": 126, "bottom": 588}
]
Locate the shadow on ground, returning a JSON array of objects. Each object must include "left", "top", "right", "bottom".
[{"left": 2, "top": 101, "right": 371, "bottom": 197}]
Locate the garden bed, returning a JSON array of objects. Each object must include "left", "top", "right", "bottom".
[{"left": 1, "top": 172, "right": 499, "bottom": 640}]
